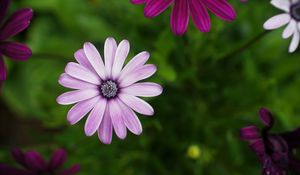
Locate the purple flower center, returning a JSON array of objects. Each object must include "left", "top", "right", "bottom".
[
  {"left": 100, "top": 80, "right": 118, "bottom": 98},
  {"left": 291, "top": 1, "right": 300, "bottom": 21}
]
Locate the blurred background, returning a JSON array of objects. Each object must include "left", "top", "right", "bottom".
[{"left": 1, "top": 0, "right": 300, "bottom": 174}]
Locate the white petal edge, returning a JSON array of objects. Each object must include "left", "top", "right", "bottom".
[
  {"left": 57, "top": 89, "right": 99, "bottom": 105},
  {"left": 65, "top": 62, "right": 101, "bottom": 85},
  {"left": 263, "top": 13, "right": 291, "bottom": 30},
  {"left": 59, "top": 73, "right": 97, "bottom": 90},
  {"left": 289, "top": 30, "right": 300, "bottom": 53},
  {"left": 122, "top": 82, "right": 163, "bottom": 97},
  {"left": 111, "top": 40, "right": 130, "bottom": 79},
  {"left": 104, "top": 37, "right": 117, "bottom": 77},
  {"left": 119, "top": 51, "right": 150, "bottom": 80},
  {"left": 118, "top": 100, "right": 142, "bottom": 135},
  {"left": 84, "top": 98, "right": 107, "bottom": 136},
  {"left": 67, "top": 96, "right": 100, "bottom": 125},
  {"left": 83, "top": 42, "right": 106, "bottom": 80},
  {"left": 271, "top": 0, "right": 290, "bottom": 12},
  {"left": 98, "top": 107, "right": 113, "bottom": 144},
  {"left": 108, "top": 99, "right": 127, "bottom": 139},
  {"left": 119, "top": 93, "right": 154, "bottom": 116},
  {"left": 282, "top": 20, "right": 297, "bottom": 39}
]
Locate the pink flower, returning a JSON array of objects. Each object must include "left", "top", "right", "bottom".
[
  {"left": 131, "top": 0, "right": 236, "bottom": 35},
  {"left": 57, "top": 38, "right": 163, "bottom": 144}
]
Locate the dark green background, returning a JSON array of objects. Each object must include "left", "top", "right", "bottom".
[{"left": 1, "top": 0, "right": 300, "bottom": 174}]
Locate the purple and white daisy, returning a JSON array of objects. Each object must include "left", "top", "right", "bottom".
[
  {"left": 264, "top": 0, "right": 300, "bottom": 53},
  {"left": 0, "top": 0, "right": 33, "bottom": 87},
  {"left": 131, "top": 0, "right": 236, "bottom": 35},
  {"left": 57, "top": 38, "right": 163, "bottom": 144},
  {"left": 240, "top": 108, "right": 300, "bottom": 175},
  {"left": 0, "top": 148, "right": 80, "bottom": 175}
]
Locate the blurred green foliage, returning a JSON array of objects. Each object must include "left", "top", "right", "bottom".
[{"left": 1, "top": 0, "right": 300, "bottom": 174}]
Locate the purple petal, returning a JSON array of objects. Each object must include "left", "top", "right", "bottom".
[
  {"left": 122, "top": 82, "right": 163, "bottom": 97},
  {"left": 0, "top": 42, "right": 32, "bottom": 61},
  {"left": 59, "top": 164, "right": 80, "bottom": 175},
  {"left": 0, "top": 8, "right": 33, "bottom": 40},
  {"left": 24, "top": 151, "right": 47, "bottom": 172},
  {"left": 0, "top": 0, "right": 10, "bottom": 24},
  {"left": 74, "top": 49, "right": 94, "bottom": 71},
  {"left": 104, "top": 37, "right": 117, "bottom": 77},
  {"left": 65, "top": 62, "right": 101, "bottom": 85},
  {"left": 290, "top": 158, "right": 300, "bottom": 173},
  {"left": 144, "top": 0, "right": 173, "bottom": 18},
  {"left": 109, "top": 99, "right": 127, "bottom": 139},
  {"left": 111, "top": 40, "right": 130, "bottom": 80},
  {"left": 56, "top": 89, "right": 99, "bottom": 105},
  {"left": 189, "top": 0, "right": 210, "bottom": 32},
  {"left": 10, "top": 148, "right": 27, "bottom": 168},
  {"left": 58, "top": 73, "right": 97, "bottom": 90},
  {"left": 119, "top": 64, "right": 157, "bottom": 88},
  {"left": 49, "top": 149, "right": 67, "bottom": 170},
  {"left": 259, "top": 107, "right": 274, "bottom": 128},
  {"left": 171, "top": 0, "right": 189, "bottom": 35},
  {"left": 240, "top": 125, "right": 261, "bottom": 140},
  {"left": 67, "top": 96, "right": 99, "bottom": 125},
  {"left": 0, "top": 164, "right": 33, "bottom": 175},
  {"left": 98, "top": 107, "right": 113, "bottom": 144},
  {"left": 202, "top": 0, "right": 236, "bottom": 21},
  {"left": 119, "top": 51, "right": 150, "bottom": 80},
  {"left": 249, "top": 139, "right": 266, "bottom": 155},
  {"left": 118, "top": 100, "right": 143, "bottom": 135},
  {"left": 131, "top": 0, "right": 146, "bottom": 4},
  {"left": 0, "top": 56, "right": 6, "bottom": 81},
  {"left": 119, "top": 93, "right": 154, "bottom": 116},
  {"left": 84, "top": 98, "right": 107, "bottom": 136},
  {"left": 83, "top": 42, "right": 106, "bottom": 80}
]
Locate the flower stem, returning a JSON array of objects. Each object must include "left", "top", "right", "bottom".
[{"left": 218, "top": 30, "right": 271, "bottom": 62}]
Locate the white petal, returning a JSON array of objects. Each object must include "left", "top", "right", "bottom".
[
  {"left": 65, "top": 62, "right": 101, "bottom": 85},
  {"left": 271, "top": 0, "right": 290, "bottom": 12},
  {"left": 263, "top": 13, "right": 290, "bottom": 30},
  {"left": 119, "top": 64, "right": 157, "bottom": 88},
  {"left": 104, "top": 37, "right": 117, "bottom": 77},
  {"left": 119, "top": 51, "right": 150, "bottom": 80},
  {"left": 111, "top": 40, "right": 130, "bottom": 79},
  {"left": 289, "top": 31, "right": 300, "bottom": 53},
  {"left": 58, "top": 73, "right": 97, "bottom": 90},
  {"left": 98, "top": 107, "right": 113, "bottom": 144},
  {"left": 108, "top": 99, "right": 127, "bottom": 139},
  {"left": 122, "top": 82, "right": 163, "bottom": 97},
  {"left": 118, "top": 100, "right": 142, "bottom": 135},
  {"left": 67, "top": 96, "right": 99, "bottom": 125},
  {"left": 56, "top": 89, "right": 99, "bottom": 105},
  {"left": 83, "top": 42, "right": 106, "bottom": 80},
  {"left": 119, "top": 93, "right": 154, "bottom": 116},
  {"left": 282, "top": 20, "right": 297, "bottom": 39},
  {"left": 84, "top": 98, "right": 107, "bottom": 136}
]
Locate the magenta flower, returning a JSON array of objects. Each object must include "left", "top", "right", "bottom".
[
  {"left": 240, "top": 108, "right": 300, "bottom": 175},
  {"left": 57, "top": 38, "right": 163, "bottom": 144},
  {"left": 0, "top": 148, "right": 80, "bottom": 175},
  {"left": 0, "top": 0, "right": 33, "bottom": 87},
  {"left": 131, "top": 0, "right": 236, "bottom": 35}
]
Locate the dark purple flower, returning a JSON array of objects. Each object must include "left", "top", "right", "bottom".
[
  {"left": 0, "top": 148, "right": 80, "bottom": 175},
  {"left": 240, "top": 108, "right": 300, "bottom": 175},
  {"left": 0, "top": 0, "right": 33, "bottom": 86}
]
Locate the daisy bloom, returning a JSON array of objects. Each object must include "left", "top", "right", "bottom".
[
  {"left": 264, "top": 0, "right": 300, "bottom": 53},
  {"left": 240, "top": 108, "right": 300, "bottom": 175},
  {"left": 131, "top": 0, "right": 236, "bottom": 35},
  {"left": 57, "top": 38, "right": 163, "bottom": 144},
  {"left": 0, "top": 148, "right": 80, "bottom": 175},
  {"left": 0, "top": 0, "right": 33, "bottom": 87}
]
